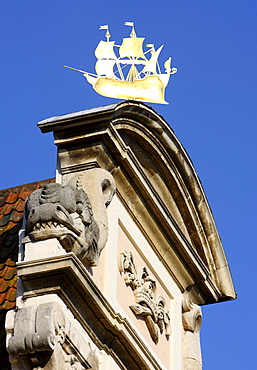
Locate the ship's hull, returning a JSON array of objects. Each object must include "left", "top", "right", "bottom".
[{"left": 83, "top": 74, "right": 170, "bottom": 104}]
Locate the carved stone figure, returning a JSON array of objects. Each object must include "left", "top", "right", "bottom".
[
  {"left": 68, "top": 168, "right": 116, "bottom": 259},
  {"left": 23, "top": 168, "right": 116, "bottom": 266},
  {"left": 118, "top": 250, "right": 170, "bottom": 344},
  {"left": 182, "top": 289, "right": 202, "bottom": 370}
]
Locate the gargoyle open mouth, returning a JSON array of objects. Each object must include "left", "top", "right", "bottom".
[
  {"left": 22, "top": 169, "right": 116, "bottom": 266},
  {"left": 22, "top": 183, "right": 98, "bottom": 263},
  {"left": 25, "top": 203, "right": 82, "bottom": 241}
]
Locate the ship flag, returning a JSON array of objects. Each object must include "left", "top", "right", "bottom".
[
  {"left": 124, "top": 21, "right": 136, "bottom": 38},
  {"left": 99, "top": 25, "right": 111, "bottom": 41}
]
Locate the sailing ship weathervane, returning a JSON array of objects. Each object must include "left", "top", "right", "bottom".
[{"left": 63, "top": 22, "right": 177, "bottom": 104}]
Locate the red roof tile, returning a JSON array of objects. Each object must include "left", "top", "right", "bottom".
[
  {"left": 0, "top": 179, "right": 55, "bottom": 368},
  {"left": 0, "top": 178, "right": 55, "bottom": 311}
]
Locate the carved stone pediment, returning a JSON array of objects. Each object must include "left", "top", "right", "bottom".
[
  {"left": 23, "top": 168, "right": 116, "bottom": 266},
  {"left": 118, "top": 250, "right": 170, "bottom": 344}
]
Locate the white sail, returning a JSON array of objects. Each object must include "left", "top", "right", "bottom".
[
  {"left": 95, "top": 59, "right": 116, "bottom": 77},
  {"left": 95, "top": 40, "right": 116, "bottom": 60},
  {"left": 141, "top": 45, "right": 163, "bottom": 75},
  {"left": 119, "top": 37, "right": 146, "bottom": 59}
]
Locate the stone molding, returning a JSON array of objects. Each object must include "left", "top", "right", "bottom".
[
  {"left": 118, "top": 250, "right": 170, "bottom": 344},
  {"left": 16, "top": 253, "right": 164, "bottom": 370}
]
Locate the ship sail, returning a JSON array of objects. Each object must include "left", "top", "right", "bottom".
[
  {"left": 95, "top": 59, "right": 116, "bottom": 77},
  {"left": 95, "top": 40, "right": 116, "bottom": 60},
  {"left": 141, "top": 45, "right": 163, "bottom": 75},
  {"left": 119, "top": 37, "right": 146, "bottom": 59}
]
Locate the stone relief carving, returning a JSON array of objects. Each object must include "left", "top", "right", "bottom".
[
  {"left": 68, "top": 168, "right": 116, "bottom": 260},
  {"left": 118, "top": 250, "right": 170, "bottom": 344},
  {"left": 182, "top": 289, "right": 202, "bottom": 370},
  {"left": 23, "top": 168, "right": 116, "bottom": 266},
  {"left": 8, "top": 302, "right": 96, "bottom": 370}
]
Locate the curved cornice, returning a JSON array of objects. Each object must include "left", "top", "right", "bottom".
[
  {"left": 112, "top": 101, "right": 235, "bottom": 301},
  {"left": 38, "top": 100, "right": 236, "bottom": 303}
]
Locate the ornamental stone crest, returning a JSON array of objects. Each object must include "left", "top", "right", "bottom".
[
  {"left": 118, "top": 250, "right": 170, "bottom": 344},
  {"left": 23, "top": 168, "right": 116, "bottom": 266}
]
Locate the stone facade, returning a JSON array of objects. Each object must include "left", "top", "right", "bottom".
[{"left": 5, "top": 101, "right": 235, "bottom": 369}]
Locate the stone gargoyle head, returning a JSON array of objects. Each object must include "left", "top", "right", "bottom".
[{"left": 23, "top": 168, "right": 116, "bottom": 266}]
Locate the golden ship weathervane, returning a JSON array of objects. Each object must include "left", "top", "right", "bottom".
[{"left": 63, "top": 22, "right": 177, "bottom": 104}]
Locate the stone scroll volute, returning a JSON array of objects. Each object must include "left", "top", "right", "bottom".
[
  {"left": 23, "top": 168, "right": 116, "bottom": 266},
  {"left": 8, "top": 302, "right": 97, "bottom": 369},
  {"left": 8, "top": 302, "right": 66, "bottom": 369}
]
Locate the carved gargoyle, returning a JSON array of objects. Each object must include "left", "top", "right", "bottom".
[
  {"left": 23, "top": 168, "right": 116, "bottom": 266},
  {"left": 118, "top": 250, "right": 170, "bottom": 344}
]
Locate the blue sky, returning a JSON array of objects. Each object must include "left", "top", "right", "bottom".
[{"left": 1, "top": 1, "right": 257, "bottom": 368}]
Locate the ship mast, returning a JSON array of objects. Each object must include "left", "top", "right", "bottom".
[{"left": 120, "top": 22, "right": 146, "bottom": 82}]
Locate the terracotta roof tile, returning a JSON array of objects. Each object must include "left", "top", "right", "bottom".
[
  {"left": 0, "top": 178, "right": 55, "bottom": 312},
  {"left": 15, "top": 198, "right": 26, "bottom": 213},
  {"left": 0, "top": 179, "right": 55, "bottom": 369}
]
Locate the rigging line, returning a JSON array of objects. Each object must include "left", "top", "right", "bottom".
[
  {"left": 115, "top": 62, "right": 125, "bottom": 80},
  {"left": 157, "top": 61, "right": 161, "bottom": 74},
  {"left": 62, "top": 65, "right": 98, "bottom": 77},
  {"left": 113, "top": 62, "right": 131, "bottom": 74},
  {"left": 143, "top": 49, "right": 153, "bottom": 55}
]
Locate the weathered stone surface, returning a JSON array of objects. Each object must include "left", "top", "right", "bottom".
[{"left": 22, "top": 168, "right": 116, "bottom": 267}]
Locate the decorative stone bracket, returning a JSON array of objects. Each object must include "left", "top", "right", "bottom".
[
  {"left": 182, "top": 289, "right": 202, "bottom": 370},
  {"left": 23, "top": 168, "right": 116, "bottom": 266},
  {"left": 118, "top": 250, "right": 170, "bottom": 344},
  {"left": 8, "top": 302, "right": 97, "bottom": 369}
]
